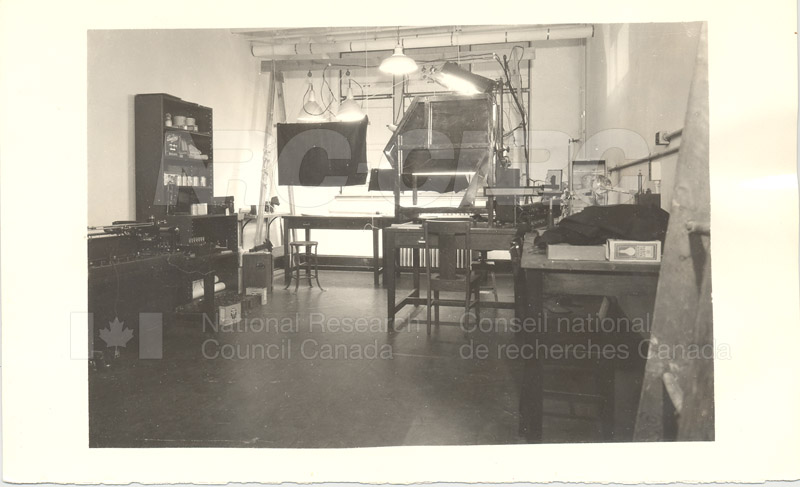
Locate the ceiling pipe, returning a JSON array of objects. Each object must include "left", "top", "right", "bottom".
[
  {"left": 246, "top": 25, "right": 554, "bottom": 44},
  {"left": 235, "top": 25, "right": 426, "bottom": 39},
  {"left": 251, "top": 25, "right": 594, "bottom": 58}
]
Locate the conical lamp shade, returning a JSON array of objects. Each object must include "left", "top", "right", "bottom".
[
  {"left": 336, "top": 87, "right": 365, "bottom": 121},
  {"left": 297, "top": 88, "right": 328, "bottom": 122},
  {"left": 379, "top": 46, "right": 417, "bottom": 75}
]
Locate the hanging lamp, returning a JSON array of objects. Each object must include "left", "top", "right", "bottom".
[
  {"left": 336, "top": 83, "right": 365, "bottom": 122},
  {"left": 297, "top": 71, "right": 328, "bottom": 122},
  {"left": 379, "top": 28, "right": 417, "bottom": 75}
]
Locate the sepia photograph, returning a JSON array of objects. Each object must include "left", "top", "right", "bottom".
[
  {"left": 86, "top": 22, "right": 712, "bottom": 447},
  {"left": 2, "top": 0, "right": 798, "bottom": 484}
]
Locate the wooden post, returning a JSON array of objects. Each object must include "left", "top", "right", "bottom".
[{"left": 634, "top": 23, "right": 713, "bottom": 441}]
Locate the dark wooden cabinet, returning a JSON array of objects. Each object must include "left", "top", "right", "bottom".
[
  {"left": 135, "top": 93, "right": 214, "bottom": 221},
  {"left": 132, "top": 93, "right": 239, "bottom": 302}
]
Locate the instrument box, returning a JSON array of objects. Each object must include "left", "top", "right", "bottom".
[
  {"left": 606, "top": 239, "right": 662, "bottom": 263},
  {"left": 246, "top": 287, "right": 268, "bottom": 305},
  {"left": 243, "top": 251, "right": 273, "bottom": 291},
  {"left": 218, "top": 302, "right": 241, "bottom": 327},
  {"left": 215, "top": 292, "right": 242, "bottom": 327},
  {"left": 547, "top": 243, "right": 607, "bottom": 261}
]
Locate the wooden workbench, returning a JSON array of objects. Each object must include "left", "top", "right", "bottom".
[
  {"left": 282, "top": 214, "right": 395, "bottom": 286},
  {"left": 518, "top": 233, "right": 661, "bottom": 442}
]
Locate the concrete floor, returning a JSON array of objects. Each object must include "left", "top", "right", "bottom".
[{"left": 89, "top": 270, "right": 646, "bottom": 448}]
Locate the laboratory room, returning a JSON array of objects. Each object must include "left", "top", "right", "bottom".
[{"left": 87, "top": 23, "right": 712, "bottom": 447}]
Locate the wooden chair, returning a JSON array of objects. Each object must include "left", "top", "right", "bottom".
[{"left": 422, "top": 220, "right": 481, "bottom": 335}]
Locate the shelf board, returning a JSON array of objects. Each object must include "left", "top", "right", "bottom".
[
  {"left": 168, "top": 213, "right": 236, "bottom": 219},
  {"left": 165, "top": 126, "right": 212, "bottom": 137},
  {"left": 163, "top": 155, "right": 212, "bottom": 165},
  {"left": 164, "top": 185, "right": 214, "bottom": 190}
]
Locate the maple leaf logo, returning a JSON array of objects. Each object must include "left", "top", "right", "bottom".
[{"left": 99, "top": 318, "right": 134, "bottom": 350}]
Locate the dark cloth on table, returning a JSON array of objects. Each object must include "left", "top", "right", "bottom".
[{"left": 535, "top": 205, "right": 669, "bottom": 248}]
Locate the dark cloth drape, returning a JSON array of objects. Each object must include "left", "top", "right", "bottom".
[{"left": 535, "top": 204, "right": 670, "bottom": 248}]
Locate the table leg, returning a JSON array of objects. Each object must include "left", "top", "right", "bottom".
[
  {"left": 386, "top": 232, "right": 396, "bottom": 332},
  {"left": 283, "top": 222, "right": 291, "bottom": 286},
  {"left": 382, "top": 230, "right": 388, "bottom": 289},
  {"left": 521, "top": 268, "right": 544, "bottom": 442},
  {"left": 600, "top": 357, "right": 616, "bottom": 441},
  {"left": 381, "top": 231, "right": 394, "bottom": 287},
  {"left": 203, "top": 271, "right": 216, "bottom": 323},
  {"left": 373, "top": 227, "right": 380, "bottom": 286},
  {"left": 304, "top": 228, "right": 311, "bottom": 280},
  {"left": 412, "top": 248, "right": 420, "bottom": 298}
]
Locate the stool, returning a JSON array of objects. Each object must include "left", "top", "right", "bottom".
[
  {"left": 472, "top": 251, "right": 498, "bottom": 302},
  {"left": 285, "top": 241, "right": 324, "bottom": 292}
]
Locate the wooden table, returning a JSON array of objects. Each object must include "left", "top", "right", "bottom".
[
  {"left": 518, "top": 233, "right": 661, "bottom": 442},
  {"left": 384, "top": 223, "right": 517, "bottom": 331},
  {"left": 282, "top": 214, "right": 395, "bottom": 286},
  {"left": 238, "top": 212, "right": 288, "bottom": 249}
]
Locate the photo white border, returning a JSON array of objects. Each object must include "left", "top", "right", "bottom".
[{"left": 1, "top": 0, "right": 799, "bottom": 483}]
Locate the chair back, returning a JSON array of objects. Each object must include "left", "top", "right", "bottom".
[{"left": 423, "top": 219, "right": 471, "bottom": 281}]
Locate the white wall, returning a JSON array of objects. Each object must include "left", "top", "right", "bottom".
[
  {"left": 89, "top": 29, "right": 686, "bottom": 257},
  {"left": 87, "top": 29, "right": 267, "bottom": 227},
  {"left": 584, "top": 22, "right": 704, "bottom": 209}
]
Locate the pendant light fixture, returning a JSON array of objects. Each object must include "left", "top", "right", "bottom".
[
  {"left": 433, "top": 62, "right": 496, "bottom": 94},
  {"left": 336, "top": 86, "right": 365, "bottom": 121},
  {"left": 336, "top": 74, "right": 366, "bottom": 122},
  {"left": 379, "top": 28, "right": 417, "bottom": 76},
  {"left": 297, "top": 71, "right": 329, "bottom": 122}
]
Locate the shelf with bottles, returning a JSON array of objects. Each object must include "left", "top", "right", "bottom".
[
  {"left": 164, "top": 131, "right": 212, "bottom": 162},
  {"left": 163, "top": 168, "right": 213, "bottom": 188}
]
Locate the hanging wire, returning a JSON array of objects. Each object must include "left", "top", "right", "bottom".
[
  {"left": 495, "top": 51, "right": 529, "bottom": 166},
  {"left": 300, "top": 82, "right": 324, "bottom": 117},
  {"left": 320, "top": 64, "right": 336, "bottom": 113}
]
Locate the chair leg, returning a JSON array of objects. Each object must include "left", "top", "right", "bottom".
[
  {"left": 284, "top": 250, "right": 293, "bottom": 290},
  {"left": 313, "top": 247, "right": 325, "bottom": 291},
  {"left": 426, "top": 284, "right": 432, "bottom": 336},
  {"left": 464, "top": 293, "right": 471, "bottom": 329},
  {"left": 294, "top": 249, "right": 300, "bottom": 293},
  {"left": 476, "top": 283, "right": 481, "bottom": 320},
  {"left": 490, "top": 271, "right": 498, "bottom": 302},
  {"left": 434, "top": 290, "right": 440, "bottom": 325},
  {"left": 305, "top": 246, "right": 311, "bottom": 281}
]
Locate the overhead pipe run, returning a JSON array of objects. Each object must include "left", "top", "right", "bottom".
[
  {"left": 251, "top": 25, "right": 594, "bottom": 58},
  {"left": 247, "top": 24, "right": 571, "bottom": 45},
  {"left": 609, "top": 147, "right": 681, "bottom": 173}
]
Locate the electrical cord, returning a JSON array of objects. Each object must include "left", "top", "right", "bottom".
[
  {"left": 321, "top": 65, "right": 336, "bottom": 110},
  {"left": 300, "top": 83, "right": 324, "bottom": 116},
  {"left": 347, "top": 74, "right": 365, "bottom": 98},
  {"left": 496, "top": 53, "right": 530, "bottom": 168}
]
